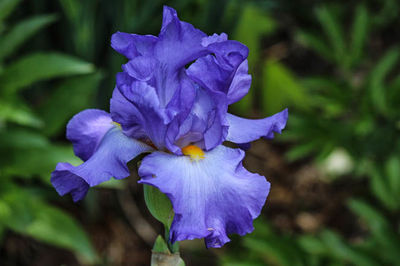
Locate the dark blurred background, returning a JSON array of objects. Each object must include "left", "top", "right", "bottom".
[{"left": 1, "top": 0, "right": 400, "bottom": 265}]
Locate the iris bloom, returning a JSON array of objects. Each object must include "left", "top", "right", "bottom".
[{"left": 51, "top": 6, "right": 288, "bottom": 248}]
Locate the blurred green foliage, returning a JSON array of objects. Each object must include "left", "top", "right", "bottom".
[
  {"left": 221, "top": 199, "right": 400, "bottom": 265},
  {"left": 221, "top": 1, "right": 400, "bottom": 265},
  {"left": 0, "top": 0, "right": 399, "bottom": 265},
  {"left": 0, "top": 0, "right": 99, "bottom": 263}
]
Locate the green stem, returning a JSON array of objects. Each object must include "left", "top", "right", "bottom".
[{"left": 164, "top": 224, "right": 179, "bottom": 253}]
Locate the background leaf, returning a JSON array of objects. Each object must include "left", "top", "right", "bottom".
[
  {"left": 231, "top": 4, "right": 277, "bottom": 114},
  {"left": 261, "top": 59, "right": 309, "bottom": 114},
  {"left": 315, "top": 6, "right": 346, "bottom": 64},
  {"left": 0, "top": 52, "right": 94, "bottom": 95},
  {"left": 368, "top": 48, "right": 399, "bottom": 115},
  {"left": 0, "top": 0, "right": 21, "bottom": 22},
  {"left": 348, "top": 5, "right": 368, "bottom": 67},
  {"left": 3, "top": 144, "right": 81, "bottom": 182},
  {"left": 38, "top": 72, "right": 103, "bottom": 136},
  {"left": 0, "top": 99, "right": 43, "bottom": 127},
  {"left": 0, "top": 189, "right": 98, "bottom": 264},
  {"left": 0, "top": 14, "right": 57, "bottom": 61}
]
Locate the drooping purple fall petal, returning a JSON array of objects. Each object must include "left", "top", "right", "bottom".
[
  {"left": 52, "top": 112, "right": 153, "bottom": 201},
  {"left": 66, "top": 109, "right": 114, "bottom": 161},
  {"left": 138, "top": 145, "right": 270, "bottom": 248}
]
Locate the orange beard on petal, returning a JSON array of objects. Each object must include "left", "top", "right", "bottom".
[{"left": 181, "top": 144, "right": 205, "bottom": 161}]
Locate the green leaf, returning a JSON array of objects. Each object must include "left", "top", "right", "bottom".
[
  {"left": 0, "top": 199, "right": 11, "bottom": 221},
  {"left": 0, "top": 128, "right": 49, "bottom": 149},
  {"left": 370, "top": 169, "right": 397, "bottom": 210},
  {"left": 244, "top": 237, "right": 304, "bottom": 266},
  {"left": 348, "top": 199, "right": 400, "bottom": 260},
  {"left": 315, "top": 6, "right": 346, "bottom": 64},
  {"left": 385, "top": 155, "right": 400, "bottom": 196},
  {"left": 296, "top": 30, "right": 332, "bottom": 61},
  {"left": 320, "top": 230, "right": 377, "bottom": 266},
  {"left": 231, "top": 4, "right": 276, "bottom": 114},
  {"left": 348, "top": 5, "right": 368, "bottom": 67},
  {"left": 286, "top": 140, "right": 321, "bottom": 161},
  {"left": 59, "top": 0, "right": 81, "bottom": 23},
  {"left": 297, "top": 235, "right": 328, "bottom": 255},
  {"left": 0, "top": 98, "right": 43, "bottom": 127},
  {"left": 369, "top": 48, "right": 400, "bottom": 115},
  {"left": 233, "top": 5, "right": 276, "bottom": 66},
  {"left": 59, "top": 0, "right": 96, "bottom": 60},
  {"left": 1, "top": 190, "right": 98, "bottom": 264},
  {"left": 152, "top": 235, "right": 170, "bottom": 254},
  {"left": 3, "top": 144, "right": 81, "bottom": 182},
  {"left": 348, "top": 200, "right": 387, "bottom": 232},
  {"left": 38, "top": 72, "right": 102, "bottom": 136},
  {"left": 144, "top": 184, "right": 173, "bottom": 227},
  {"left": 0, "top": 14, "right": 57, "bottom": 61},
  {"left": 373, "top": 0, "right": 400, "bottom": 27},
  {"left": 387, "top": 75, "right": 400, "bottom": 113},
  {"left": 261, "top": 59, "right": 309, "bottom": 114},
  {"left": 0, "top": 0, "right": 21, "bottom": 22},
  {"left": 0, "top": 52, "right": 94, "bottom": 95}
]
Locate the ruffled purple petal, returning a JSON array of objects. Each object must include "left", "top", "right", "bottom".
[
  {"left": 115, "top": 75, "right": 171, "bottom": 149},
  {"left": 201, "top": 33, "right": 228, "bottom": 47},
  {"left": 122, "top": 56, "right": 159, "bottom": 81},
  {"left": 186, "top": 41, "right": 250, "bottom": 104},
  {"left": 51, "top": 163, "right": 89, "bottom": 202},
  {"left": 138, "top": 145, "right": 270, "bottom": 248},
  {"left": 111, "top": 31, "right": 157, "bottom": 59},
  {"left": 110, "top": 6, "right": 278, "bottom": 157},
  {"left": 226, "top": 109, "right": 288, "bottom": 144},
  {"left": 227, "top": 60, "right": 251, "bottom": 104},
  {"left": 205, "top": 39, "right": 248, "bottom": 71},
  {"left": 113, "top": 70, "right": 198, "bottom": 154},
  {"left": 169, "top": 87, "right": 228, "bottom": 151},
  {"left": 160, "top": 71, "right": 198, "bottom": 154},
  {"left": 66, "top": 109, "right": 114, "bottom": 161},
  {"left": 156, "top": 6, "right": 208, "bottom": 71},
  {"left": 202, "top": 109, "right": 229, "bottom": 150},
  {"left": 142, "top": 6, "right": 208, "bottom": 108},
  {"left": 110, "top": 87, "right": 147, "bottom": 139},
  {"left": 200, "top": 91, "right": 229, "bottom": 151},
  {"left": 51, "top": 127, "right": 153, "bottom": 202},
  {"left": 186, "top": 55, "right": 232, "bottom": 94}
]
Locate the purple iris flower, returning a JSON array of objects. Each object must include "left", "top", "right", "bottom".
[{"left": 51, "top": 6, "right": 288, "bottom": 248}]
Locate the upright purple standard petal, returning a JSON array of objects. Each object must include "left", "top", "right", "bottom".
[
  {"left": 114, "top": 76, "right": 171, "bottom": 149},
  {"left": 110, "top": 87, "right": 147, "bottom": 140},
  {"left": 186, "top": 44, "right": 250, "bottom": 104},
  {"left": 111, "top": 32, "right": 157, "bottom": 59},
  {"left": 52, "top": 119, "right": 153, "bottom": 202},
  {"left": 138, "top": 145, "right": 270, "bottom": 248},
  {"left": 156, "top": 6, "right": 208, "bottom": 72},
  {"left": 227, "top": 60, "right": 252, "bottom": 104},
  {"left": 111, "top": 6, "right": 256, "bottom": 155},
  {"left": 226, "top": 108, "right": 289, "bottom": 144},
  {"left": 168, "top": 87, "right": 228, "bottom": 152}
]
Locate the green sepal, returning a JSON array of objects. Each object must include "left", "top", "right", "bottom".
[
  {"left": 151, "top": 235, "right": 185, "bottom": 266},
  {"left": 152, "top": 235, "right": 170, "bottom": 254},
  {"left": 143, "top": 184, "right": 173, "bottom": 227},
  {"left": 164, "top": 224, "right": 179, "bottom": 253}
]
